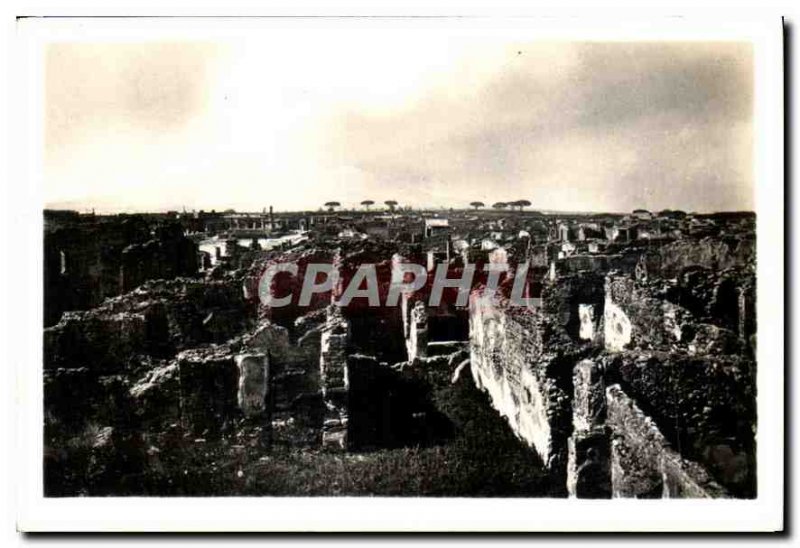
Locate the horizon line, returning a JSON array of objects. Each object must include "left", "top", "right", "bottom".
[{"left": 43, "top": 205, "right": 756, "bottom": 216}]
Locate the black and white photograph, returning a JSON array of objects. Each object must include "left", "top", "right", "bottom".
[{"left": 8, "top": 13, "right": 785, "bottom": 533}]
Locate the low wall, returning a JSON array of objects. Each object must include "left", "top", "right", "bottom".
[
  {"left": 606, "top": 384, "right": 727, "bottom": 498},
  {"left": 605, "top": 350, "right": 755, "bottom": 497},
  {"left": 244, "top": 318, "right": 322, "bottom": 412}
]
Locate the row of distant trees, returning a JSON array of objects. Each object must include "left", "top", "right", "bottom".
[
  {"left": 323, "top": 199, "right": 531, "bottom": 212},
  {"left": 469, "top": 200, "right": 531, "bottom": 211},
  {"left": 323, "top": 200, "right": 398, "bottom": 212}
]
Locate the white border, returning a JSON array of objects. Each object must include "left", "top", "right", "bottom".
[{"left": 10, "top": 15, "right": 784, "bottom": 532}]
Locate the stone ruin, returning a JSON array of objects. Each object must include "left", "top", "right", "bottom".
[
  {"left": 468, "top": 263, "right": 756, "bottom": 498},
  {"left": 42, "top": 217, "right": 757, "bottom": 498}
]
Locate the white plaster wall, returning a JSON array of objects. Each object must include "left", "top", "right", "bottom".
[
  {"left": 604, "top": 297, "right": 632, "bottom": 352},
  {"left": 469, "top": 296, "right": 553, "bottom": 463},
  {"left": 235, "top": 353, "right": 268, "bottom": 417},
  {"left": 579, "top": 304, "right": 595, "bottom": 341},
  {"left": 518, "top": 367, "right": 552, "bottom": 459},
  {"left": 489, "top": 247, "right": 508, "bottom": 264}
]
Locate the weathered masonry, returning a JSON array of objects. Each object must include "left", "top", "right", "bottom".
[{"left": 469, "top": 266, "right": 756, "bottom": 498}]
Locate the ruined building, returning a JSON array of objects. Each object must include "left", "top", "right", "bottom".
[{"left": 42, "top": 209, "right": 756, "bottom": 498}]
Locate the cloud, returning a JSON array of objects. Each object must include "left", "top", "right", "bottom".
[
  {"left": 46, "top": 42, "right": 221, "bottom": 153},
  {"left": 44, "top": 39, "right": 753, "bottom": 213},
  {"left": 318, "top": 41, "right": 752, "bottom": 212}
]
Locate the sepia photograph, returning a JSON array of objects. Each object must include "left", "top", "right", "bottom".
[{"left": 11, "top": 14, "right": 784, "bottom": 532}]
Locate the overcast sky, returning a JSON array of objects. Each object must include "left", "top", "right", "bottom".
[{"left": 44, "top": 34, "right": 753, "bottom": 213}]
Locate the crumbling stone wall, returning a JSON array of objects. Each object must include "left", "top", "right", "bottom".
[
  {"left": 44, "top": 278, "right": 253, "bottom": 373},
  {"left": 243, "top": 318, "right": 323, "bottom": 413},
  {"left": 44, "top": 219, "right": 147, "bottom": 326},
  {"left": 470, "top": 261, "right": 755, "bottom": 498},
  {"left": 552, "top": 250, "right": 644, "bottom": 279},
  {"left": 565, "top": 365, "right": 728, "bottom": 499},
  {"left": 605, "top": 276, "right": 676, "bottom": 351},
  {"left": 45, "top": 218, "right": 199, "bottom": 326},
  {"left": 599, "top": 273, "right": 756, "bottom": 496},
  {"left": 540, "top": 273, "right": 606, "bottom": 345},
  {"left": 121, "top": 233, "right": 199, "bottom": 292},
  {"left": 567, "top": 360, "right": 611, "bottom": 498},
  {"left": 604, "top": 351, "right": 755, "bottom": 497},
  {"left": 246, "top": 248, "right": 337, "bottom": 328},
  {"left": 128, "top": 362, "right": 181, "bottom": 432},
  {"left": 658, "top": 236, "right": 755, "bottom": 279},
  {"left": 467, "top": 272, "right": 604, "bottom": 485},
  {"left": 123, "top": 340, "right": 273, "bottom": 441},
  {"left": 469, "top": 291, "right": 575, "bottom": 486},
  {"left": 604, "top": 274, "right": 750, "bottom": 356},
  {"left": 319, "top": 307, "right": 350, "bottom": 450},
  {"left": 44, "top": 311, "right": 149, "bottom": 372},
  {"left": 43, "top": 274, "right": 267, "bottom": 495},
  {"left": 605, "top": 384, "right": 727, "bottom": 498},
  {"left": 176, "top": 347, "right": 240, "bottom": 440}
]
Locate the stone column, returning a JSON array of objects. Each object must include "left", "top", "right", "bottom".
[
  {"left": 567, "top": 359, "right": 611, "bottom": 498},
  {"left": 320, "top": 306, "right": 350, "bottom": 450},
  {"left": 738, "top": 284, "right": 756, "bottom": 352},
  {"left": 234, "top": 352, "right": 271, "bottom": 448},
  {"left": 235, "top": 353, "right": 269, "bottom": 417},
  {"left": 406, "top": 301, "right": 428, "bottom": 362}
]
